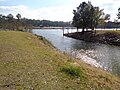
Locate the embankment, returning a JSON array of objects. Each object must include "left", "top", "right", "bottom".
[
  {"left": 64, "top": 30, "right": 120, "bottom": 46},
  {"left": 0, "top": 31, "right": 120, "bottom": 89}
]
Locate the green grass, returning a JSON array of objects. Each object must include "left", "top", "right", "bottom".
[
  {"left": 60, "top": 63, "right": 84, "bottom": 78},
  {"left": 96, "top": 30, "right": 120, "bottom": 35},
  {"left": 0, "top": 31, "right": 120, "bottom": 90}
]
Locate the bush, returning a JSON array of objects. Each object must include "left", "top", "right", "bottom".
[
  {"left": 60, "top": 64, "right": 84, "bottom": 78},
  {"left": 17, "top": 29, "right": 24, "bottom": 32}
]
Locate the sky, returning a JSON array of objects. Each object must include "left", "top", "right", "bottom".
[{"left": 0, "top": 0, "right": 120, "bottom": 21}]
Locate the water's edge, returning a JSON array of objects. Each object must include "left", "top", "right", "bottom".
[{"left": 32, "top": 29, "right": 120, "bottom": 76}]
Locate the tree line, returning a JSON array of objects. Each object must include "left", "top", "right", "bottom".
[
  {"left": 0, "top": 13, "right": 72, "bottom": 31},
  {"left": 72, "top": 1, "right": 120, "bottom": 32},
  {"left": 1, "top": 1, "right": 120, "bottom": 31},
  {"left": 0, "top": 14, "right": 32, "bottom": 31},
  {"left": 26, "top": 19, "right": 72, "bottom": 27}
]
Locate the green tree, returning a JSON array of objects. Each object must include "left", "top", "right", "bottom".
[
  {"left": 16, "top": 13, "right": 22, "bottom": 30},
  {"left": 103, "top": 14, "right": 110, "bottom": 29},
  {"left": 7, "top": 14, "right": 13, "bottom": 22},
  {"left": 117, "top": 8, "right": 120, "bottom": 19},
  {"left": 0, "top": 14, "right": 3, "bottom": 28},
  {"left": 0, "top": 14, "right": 8, "bottom": 29},
  {"left": 89, "top": 7, "right": 105, "bottom": 30},
  {"left": 16, "top": 13, "right": 21, "bottom": 20},
  {"left": 72, "top": 1, "right": 104, "bottom": 32},
  {"left": 115, "top": 8, "right": 120, "bottom": 30},
  {"left": 72, "top": 2, "right": 90, "bottom": 32}
]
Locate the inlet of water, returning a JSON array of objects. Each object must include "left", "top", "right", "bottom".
[{"left": 32, "top": 29, "right": 120, "bottom": 76}]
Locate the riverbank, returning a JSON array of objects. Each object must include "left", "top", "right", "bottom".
[
  {"left": 64, "top": 30, "right": 120, "bottom": 46},
  {"left": 0, "top": 31, "right": 120, "bottom": 89},
  {"left": 32, "top": 26, "right": 76, "bottom": 29}
]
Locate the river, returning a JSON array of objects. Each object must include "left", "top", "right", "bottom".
[{"left": 32, "top": 29, "right": 120, "bottom": 77}]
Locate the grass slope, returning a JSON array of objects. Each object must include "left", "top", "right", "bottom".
[{"left": 0, "top": 31, "right": 120, "bottom": 90}]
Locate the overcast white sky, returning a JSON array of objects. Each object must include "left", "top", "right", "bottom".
[{"left": 0, "top": 0, "right": 120, "bottom": 21}]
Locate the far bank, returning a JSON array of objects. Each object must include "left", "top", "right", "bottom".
[{"left": 64, "top": 30, "right": 120, "bottom": 46}]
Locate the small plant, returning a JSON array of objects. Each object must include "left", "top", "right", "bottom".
[
  {"left": 60, "top": 64, "right": 84, "bottom": 78},
  {"left": 17, "top": 29, "right": 24, "bottom": 32}
]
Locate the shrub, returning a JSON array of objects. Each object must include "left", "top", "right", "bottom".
[{"left": 60, "top": 64, "right": 84, "bottom": 78}]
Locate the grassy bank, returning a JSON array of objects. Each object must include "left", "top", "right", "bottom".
[{"left": 0, "top": 31, "right": 120, "bottom": 90}]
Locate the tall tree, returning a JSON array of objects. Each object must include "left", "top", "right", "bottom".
[
  {"left": 16, "top": 13, "right": 22, "bottom": 30},
  {"left": 72, "top": 1, "right": 104, "bottom": 32},
  {"left": 103, "top": 14, "right": 110, "bottom": 29},
  {"left": 115, "top": 8, "right": 120, "bottom": 30},
  {"left": 16, "top": 13, "right": 21, "bottom": 20},
  {"left": 89, "top": 7, "right": 105, "bottom": 30},
  {"left": 117, "top": 8, "right": 120, "bottom": 19},
  {"left": 72, "top": 2, "right": 91, "bottom": 32}
]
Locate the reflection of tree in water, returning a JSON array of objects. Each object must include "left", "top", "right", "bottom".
[{"left": 71, "top": 39, "right": 98, "bottom": 50}]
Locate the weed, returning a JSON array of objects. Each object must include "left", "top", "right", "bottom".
[{"left": 60, "top": 63, "right": 84, "bottom": 78}]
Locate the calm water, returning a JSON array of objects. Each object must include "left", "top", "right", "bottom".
[{"left": 32, "top": 29, "right": 120, "bottom": 76}]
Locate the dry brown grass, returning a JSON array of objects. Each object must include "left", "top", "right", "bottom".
[{"left": 0, "top": 31, "right": 120, "bottom": 90}]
